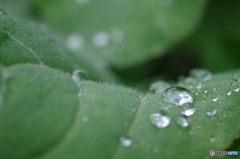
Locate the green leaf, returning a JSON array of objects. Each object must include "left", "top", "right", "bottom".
[
  {"left": 1, "top": 64, "right": 240, "bottom": 159},
  {"left": 0, "top": 10, "right": 119, "bottom": 83},
  {"left": 37, "top": 0, "right": 206, "bottom": 68},
  {"left": 185, "top": 0, "right": 240, "bottom": 73}
]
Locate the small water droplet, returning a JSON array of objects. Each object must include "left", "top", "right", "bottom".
[
  {"left": 75, "top": 0, "right": 90, "bottom": 4},
  {"left": 149, "top": 81, "right": 171, "bottom": 94},
  {"left": 160, "top": 0, "right": 173, "bottom": 7},
  {"left": 209, "top": 136, "right": 216, "bottom": 143},
  {"left": 204, "top": 90, "right": 208, "bottom": 93},
  {"left": 120, "top": 137, "right": 132, "bottom": 147},
  {"left": 82, "top": 116, "right": 88, "bottom": 123},
  {"left": 196, "top": 83, "right": 203, "bottom": 89},
  {"left": 150, "top": 113, "right": 171, "bottom": 128},
  {"left": 206, "top": 109, "right": 217, "bottom": 116},
  {"left": 176, "top": 116, "right": 189, "bottom": 127},
  {"left": 181, "top": 108, "right": 196, "bottom": 117},
  {"left": 226, "top": 91, "right": 232, "bottom": 96},
  {"left": 72, "top": 69, "right": 87, "bottom": 83},
  {"left": 195, "top": 93, "right": 199, "bottom": 96},
  {"left": 190, "top": 69, "right": 212, "bottom": 81},
  {"left": 162, "top": 86, "right": 193, "bottom": 106},
  {"left": 234, "top": 88, "right": 240, "bottom": 92},
  {"left": 0, "top": 11, "right": 3, "bottom": 14},
  {"left": 93, "top": 32, "right": 109, "bottom": 47},
  {"left": 212, "top": 96, "right": 219, "bottom": 102},
  {"left": 155, "top": 18, "right": 168, "bottom": 30},
  {"left": 233, "top": 74, "right": 240, "bottom": 82},
  {"left": 66, "top": 33, "right": 85, "bottom": 50}
]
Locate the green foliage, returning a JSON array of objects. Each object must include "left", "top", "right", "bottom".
[{"left": 0, "top": 0, "right": 240, "bottom": 159}]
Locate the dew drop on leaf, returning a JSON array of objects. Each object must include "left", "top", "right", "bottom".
[
  {"left": 226, "top": 91, "right": 232, "bottom": 96},
  {"left": 66, "top": 33, "right": 85, "bottom": 50},
  {"left": 149, "top": 113, "right": 171, "bottom": 128},
  {"left": 234, "top": 88, "right": 240, "bottom": 92},
  {"left": 212, "top": 96, "right": 219, "bottom": 102},
  {"left": 82, "top": 116, "right": 88, "bottom": 123},
  {"left": 181, "top": 108, "right": 196, "bottom": 117},
  {"left": 190, "top": 69, "right": 212, "bottom": 81},
  {"left": 120, "top": 137, "right": 132, "bottom": 147},
  {"left": 206, "top": 109, "right": 217, "bottom": 116},
  {"left": 93, "top": 32, "right": 109, "bottom": 48},
  {"left": 209, "top": 136, "right": 216, "bottom": 143},
  {"left": 149, "top": 81, "right": 171, "bottom": 94},
  {"left": 176, "top": 116, "right": 189, "bottom": 127},
  {"left": 161, "top": 86, "right": 193, "bottom": 106}
]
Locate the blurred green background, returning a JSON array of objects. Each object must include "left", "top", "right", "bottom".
[{"left": 1, "top": 0, "right": 240, "bottom": 91}]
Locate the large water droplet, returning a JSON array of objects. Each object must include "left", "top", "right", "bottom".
[
  {"left": 66, "top": 33, "right": 85, "bottom": 50},
  {"left": 149, "top": 81, "right": 171, "bottom": 94},
  {"left": 93, "top": 32, "right": 109, "bottom": 47},
  {"left": 150, "top": 113, "right": 171, "bottom": 128},
  {"left": 120, "top": 137, "right": 132, "bottom": 147},
  {"left": 161, "top": 86, "right": 193, "bottom": 106},
  {"left": 176, "top": 116, "right": 189, "bottom": 127},
  {"left": 206, "top": 109, "right": 217, "bottom": 116},
  {"left": 181, "top": 108, "right": 196, "bottom": 117},
  {"left": 190, "top": 69, "right": 212, "bottom": 81}
]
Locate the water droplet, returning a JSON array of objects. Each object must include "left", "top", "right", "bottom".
[
  {"left": 181, "top": 108, "right": 196, "bottom": 117},
  {"left": 204, "top": 90, "right": 208, "bottom": 93},
  {"left": 234, "top": 88, "right": 240, "bottom": 92},
  {"left": 150, "top": 113, "right": 171, "bottom": 128},
  {"left": 0, "top": 11, "right": 2, "bottom": 14},
  {"left": 190, "top": 69, "right": 212, "bottom": 81},
  {"left": 120, "top": 137, "right": 132, "bottom": 147},
  {"left": 162, "top": 86, "right": 193, "bottom": 106},
  {"left": 196, "top": 83, "right": 203, "bottom": 89},
  {"left": 206, "top": 109, "right": 217, "bottom": 116},
  {"left": 66, "top": 33, "right": 85, "bottom": 50},
  {"left": 233, "top": 74, "right": 240, "bottom": 82},
  {"left": 212, "top": 96, "right": 219, "bottom": 102},
  {"left": 195, "top": 93, "right": 199, "bottom": 95},
  {"left": 75, "top": 0, "right": 89, "bottom": 4},
  {"left": 149, "top": 81, "right": 171, "bottom": 94},
  {"left": 209, "top": 136, "right": 216, "bottom": 143},
  {"left": 226, "top": 91, "right": 232, "bottom": 96},
  {"left": 160, "top": 0, "right": 173, "bottom": 7},
  {"left": 155, "top": 18, "right": 168, "bottom": 30},
  {"left": 231, "top": 81, "right": 236, "bottom": 86},
  {"left": 82, "top": 116, "right": 88, "bottom": 123},
  {"left": 93, "top": 32, "right": 109, "bottom": 47},
  {"left": 72, "top": 69, "right": 87, "bottom": 83},
  {"left": 111, "top": 27, "right": 125, "bottom": 43},
  {"left": 176, "top": 116, "right": 189, "bottom": 127}
]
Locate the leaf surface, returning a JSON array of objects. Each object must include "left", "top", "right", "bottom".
[{"left": 0, "top": 64, "right": 239, "bottom": 159}]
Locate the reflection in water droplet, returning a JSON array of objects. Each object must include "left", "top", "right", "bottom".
[
  {"left": 150, "top": 113, "right": 170, "bottom": 128},
  {"left": 177, "top": 116, "right": 189, "bottom": 127},
  {"left": 155, "top": 18, "right": 168, "bottom": 30},
  {"left": 227, "top": 91, "right": 232, "bottom": 96},
  {"left": 66, "top": 33, "right": 85, "bottom": 50},
  {"left": 234, "top": 88, "right": 240, "bottom": 92},
  {"left": 93, "top": 32, "right": 109, "bottom": 47},
  {"left": 82, "top": 116, "right": 88, "bottom": 123},
  {"left": 212, "top": 96, "right": 219, "bottom": 102},
  {"left": 75, "top": 0, "right": 89, "bottom": 4},
  {"left": 160, "top": 0, "right": 173, "bottom": 7},
  {"left": 181, "top": 108, "right": 196, "bottom": 117},
  {"left": 120, "top": 137, "right": 132, "bottom": 147},
  {"left": 149, "top": 81, "right": 171, "bottom": 94},
  {"left": 190, "top": 69, "right": 212, "bottom": 81},
  {"left": 206, "top": 109, "right": 217, "bottom": 116},
  {"left": 162, "top": 86, "right": 193, "bottom": 106}
]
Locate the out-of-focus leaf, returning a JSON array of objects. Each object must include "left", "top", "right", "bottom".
[
  {"left": 37, "top": 0, "right": 206, "bottom": 69},
  {"left": 0, "top": 9, "right": 119, "bottom": 83},
  {"left": 185, "top": 0, "right": 240, "bottom": 72}
]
